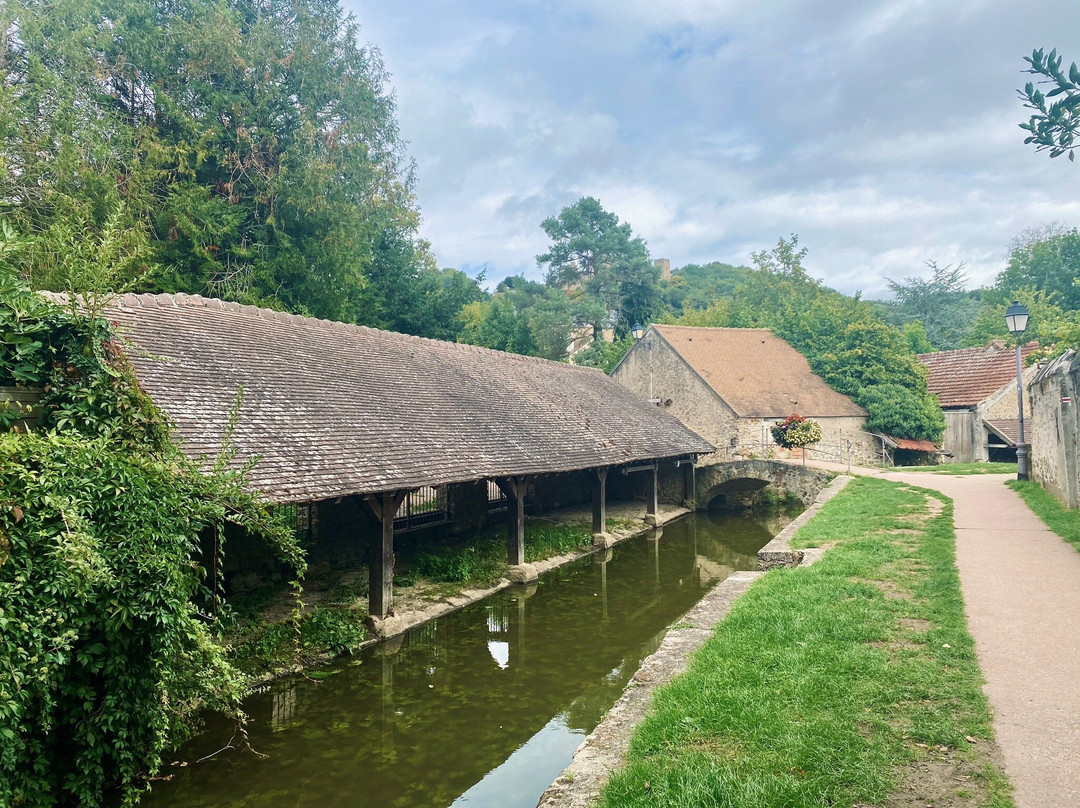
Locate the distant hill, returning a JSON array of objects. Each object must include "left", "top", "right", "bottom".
[{"left": 662, "top": 262, "right": 752, "bottom": 315}]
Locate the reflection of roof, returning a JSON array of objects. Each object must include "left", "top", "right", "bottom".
[
  {"left": 986, "top": 419, "right": 1021, "bottom": 447},
  {"left": 650, "top": 325, "right": 867, "bottom": 418},
  {"left": 919, "top": 343, "right": 1039, "bottom": 408},
  {"left": 81, "top": 293, "right": 715, "bottom": 503}
]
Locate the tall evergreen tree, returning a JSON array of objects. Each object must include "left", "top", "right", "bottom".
[{"left": 0, "top": 0, "right": 459, "bottom": 333}]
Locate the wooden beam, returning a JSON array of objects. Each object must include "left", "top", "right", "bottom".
[
  {"left": 495, "top": 476, "right": 527, "bottom": 566},
  {"left": 645, "top": 465, "right": 659, "bottom": 526},
  {"left": 592, "top": 467, "right": 609, "bottom": 536},
  {"left": 362, "top": 490, "right": 407, "bottom": 618}
]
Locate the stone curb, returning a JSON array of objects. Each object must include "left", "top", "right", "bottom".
[
  {"left": 536, "top": 475, "right": 854, "bottom": 808},
  {"left": 756, "top": 474, "right": 852, "bottom": 569}
]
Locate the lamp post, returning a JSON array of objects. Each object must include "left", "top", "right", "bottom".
[
  {"left": 631, "top": 322, "right": 644, "bottom": 341},
  {"left": 1005, "top": 300, "right": 1030, "bottom": 481}
]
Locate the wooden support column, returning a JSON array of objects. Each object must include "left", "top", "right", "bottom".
[
  {"left": 645, "top": 465, "right": 659, "bottom": 526},
  {"left": 592, "top": 467, "right": 609, "bottom": 538},
  {"left": 362, "top": 490, "right": 407, "bottom": 619},
  {"left": 682, "top": 461, "right": 696, "bottom": 509},
  {"left": 495, "top": 476, "right": 528, "bottom": 567}
]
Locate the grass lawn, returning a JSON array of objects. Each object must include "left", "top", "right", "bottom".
[
  {"left": 599, "top": 477, "right": 1013, "bottom": 808},
  {"left": 1007, "top": 479, "right": 1080, "bottom": 553},
  {"left": 903, "top": 462, "right": 1018, "bottom": 475}
]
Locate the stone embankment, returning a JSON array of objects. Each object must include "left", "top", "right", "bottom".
[{"left": 537, "top": 475, "right": 851, "bottom": 808}]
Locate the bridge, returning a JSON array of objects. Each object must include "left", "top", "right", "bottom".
[{"left": 694, "top": 459, "right": 831, "bottom": 511}]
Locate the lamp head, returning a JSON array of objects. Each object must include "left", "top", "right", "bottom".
[
  {"left": 1005, "top": 300, "right": 1030, "bottom": 338},
  {"left": 631, "top": 322, "right": 644, "bottom": 341}
]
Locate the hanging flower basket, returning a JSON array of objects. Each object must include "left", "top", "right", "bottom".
[{"left": 771, "top": 414, "right": 823, "bottom": 450}]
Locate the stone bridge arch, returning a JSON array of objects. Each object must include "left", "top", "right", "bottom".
[{"left": 695, "top": 460, "right": 830, "bottom": 512}]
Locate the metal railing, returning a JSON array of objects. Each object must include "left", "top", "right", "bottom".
[
  {"left": 393, "top": 485, "right": 449, "bottom": 532},
  {"left": 486, "top": 480, "right": 508, "bottom": 511}
]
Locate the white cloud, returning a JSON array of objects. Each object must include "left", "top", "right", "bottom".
[{"left": 346, "top": 0, "right": 1080, "bottom": 300}]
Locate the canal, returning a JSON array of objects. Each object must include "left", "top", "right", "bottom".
[{"left": 142, "top": 511, "right": 781, "bottom": 808}]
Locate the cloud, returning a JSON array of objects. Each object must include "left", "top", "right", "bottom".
[{"left": 348, "top": 0, "right": 1080, "bottom": 300}]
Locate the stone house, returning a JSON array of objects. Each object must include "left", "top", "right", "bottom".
[
  {"left": 918, "top": 342, "right": 1039, "bottom": 463},
  {"left": 610, "top": 325, "right": 879, "bottom": 465},
  {"left": 85, "top": 293, "right": 715, "bottom": 620},
  {"left": 1029, "top": 349, "right": 1080, "bottom": 507}
]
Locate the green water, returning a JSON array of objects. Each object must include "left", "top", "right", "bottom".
[{"left": 142, "top": 512, "right": 778, "bottom": 808}]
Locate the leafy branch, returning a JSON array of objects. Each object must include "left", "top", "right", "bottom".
[{"left": 1020, "top": 47, "right": 1080, "bottom": 161}]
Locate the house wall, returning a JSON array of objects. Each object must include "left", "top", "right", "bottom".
[
  {"left": 611, "top": 334, "right": 878, "bottom": 465},
  {"left": 1030, "top": 353, "right": 1080, "bottom": 508}
]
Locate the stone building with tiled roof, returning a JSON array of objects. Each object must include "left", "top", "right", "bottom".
[
  {"left": 918, "top": 342, "right": 1040, "bottom": 463},
  {"left": 610, "top": 325, "right": 880, "bottom": 465},
  {"left": 90, "top": 293, "right": 715, "bottom": 618}
]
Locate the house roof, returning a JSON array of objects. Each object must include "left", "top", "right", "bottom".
[
  {"left": 985, "top": 419, "right": 1021, "bottom": 447},
  {"left": 88, "top": 293, "right": 713, "bottom": 503},
  {"left": 918, "top": 342, "right": 1040, "bottom": 409},
  {"left": 648, "top": 325, "right": 867, "bottom": 418}
]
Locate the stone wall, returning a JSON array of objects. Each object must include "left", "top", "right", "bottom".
[{"left": 1030, "top": 350, "right": 1080, "bottom": 508}]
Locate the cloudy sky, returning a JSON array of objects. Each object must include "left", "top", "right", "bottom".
[{"left": 345, "top": 0, "right": 1080, "bottom": 299}]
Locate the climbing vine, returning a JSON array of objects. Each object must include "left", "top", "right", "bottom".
[{"left": 0, "top": 265, "right": 305, "bottom": 806}]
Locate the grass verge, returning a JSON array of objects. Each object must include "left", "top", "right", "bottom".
[
  {"left": 599, "top": 477, "right": 1013, "bottom": 808},
  {"left": 1007, "top": 479, "right": 1080, "bottom": 553},
  {"left": 904, "top": 462, "right": 1017, "bottom": 475}
]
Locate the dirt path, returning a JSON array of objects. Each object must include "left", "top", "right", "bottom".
[{"left": 863, "top": 469, "right": 1080, "bottom": 808}]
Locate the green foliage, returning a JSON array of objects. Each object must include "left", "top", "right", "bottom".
[
  {"left": 770, "top": 414, "right": 823, "bottom": 449},
  {"left": 858, "top": 384, "right": 947, "bottom": 443},
  {"left": 0, "top": 268, "right": 304, "bottom": 805},
  {"left": 995, "top": 226, "right": 1080, "bottom": 312},
  {"left": 662, "top": 261, "right": 751, "bottom": 315},
  {"left": 1019, "top": 48, "right": 1080, "bottom": 161},
  {"left": 458, "top": 276, "right": 576, "bottom": 360},
  {"left": 884, "top": 262, "right": 984, "bottom": 350},
  {"left": 573, "top": 334, "right": 634, "bottom": 373},
  {"left": 538, "top": 197, "right": 661, "bottom": 338},
  {"left": 0, "top": 0, "right": 476, "bottom": 338}
]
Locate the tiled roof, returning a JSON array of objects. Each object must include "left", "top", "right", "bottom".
[
  {"left": 90, "top": 293, "right": 714, "bottom": 503},
  {"left": 894, "top": 437, "right": 942, "bottom": 453},
  {"left": 650, "top": 325, "right": 867, "bottom": 418},
  {"left": 918, "top": 343, "right": 1039, "bottom": 408},
  {"left": 985, "top": 419, "right": 1021, "bottom": 447}
]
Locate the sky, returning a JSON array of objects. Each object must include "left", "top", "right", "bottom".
[{"left": 344, "top": 0, "right": 1080, "bottom": 300}]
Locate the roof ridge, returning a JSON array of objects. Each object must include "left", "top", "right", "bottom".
[
  {"left": 112, "top": 291, "right": 602, "bottom": 374},
  {"left": 654, "top": 324, "right": 772, "bottom": 332}
]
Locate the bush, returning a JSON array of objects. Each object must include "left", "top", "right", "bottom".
[{"left": 0, "top": 267, "right": 304, "bottom": 805}]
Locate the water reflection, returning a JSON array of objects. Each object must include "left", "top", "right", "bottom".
[{"left": 140, "top": 512, "right": 775, "bottom": 808}]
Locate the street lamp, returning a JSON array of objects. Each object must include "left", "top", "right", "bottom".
[
  {"left": 1005, "top": 300, "right": 1030, "bottom": 481},
  {"left": 631, "top": 322, "right": 645, "bottom": 341}
]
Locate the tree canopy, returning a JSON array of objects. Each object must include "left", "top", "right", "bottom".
[
  {"left": 537, "top": 197, "right": 661, "bottom": 339},
  {"left": 0, "top": 0, "right": 473, "bottom": 337},
  {"left": 884, "top": 262, "right": 983, "bottom": 350}
]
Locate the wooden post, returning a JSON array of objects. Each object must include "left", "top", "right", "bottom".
[
  {"left": 363, "top": 491, "right": 407, "bottom": 619},
  {"left": 645, "top": 465, "right": 659, "bottom": 526},
  {"left": 592, "top": 467, "right": 609, "bottom": 537},
  {"left": 682, "top": 462, "right": 695, "bottom": 509},
  {"left": 495, "top": 476, "right": 527, "bottom": 566}
]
